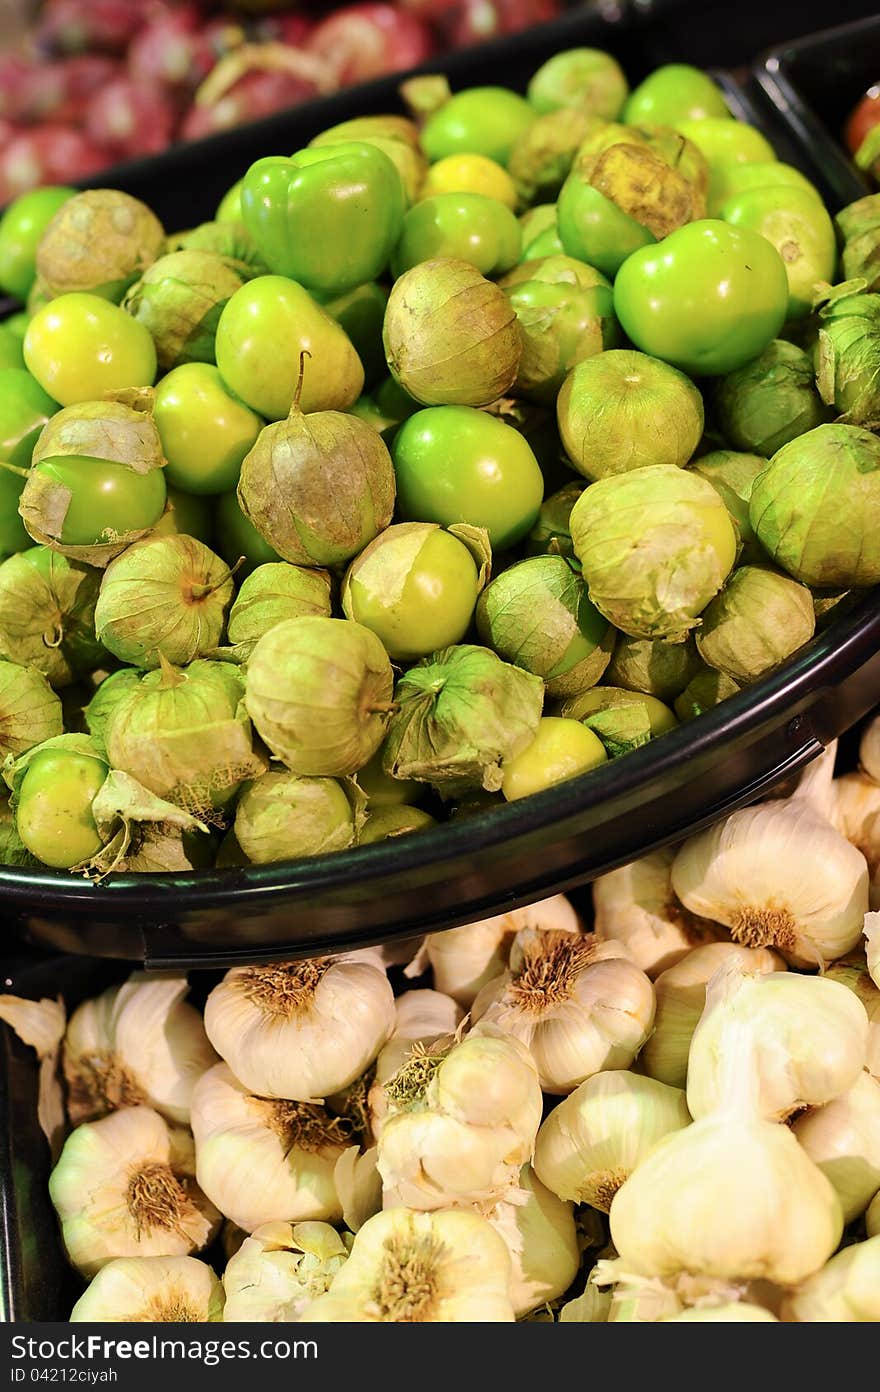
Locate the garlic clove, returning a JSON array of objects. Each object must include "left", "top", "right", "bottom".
[
  {"left": 792, "top": 1071, "right": 880, "bottom": 1223},
  {"left": 782, "top": 1236, "right": 880, "bottom": 1322},
  {"left": 866, "top": 912, "right": 880, "bottom": 989},
  {"left": 831, "top": 772, "right": 880, "bottom": 909},
  {"left": 484, "top": 1165, "right": 580, "bottom": 1317},
  {"left": 424, "top": 895, "right": 580, "bottom": 1007},
  {"left": 817, "top": 952, "right": 880, "bottom": 1081},
  {"left": 70, "top": 1255, "right": 224, "bottom": 1323},
  {"left": 592, "top": 847, "right": 726, "bottom": 978},
  {"left": 222, "top": 1220, "right": 351, "bottom": 1323}
]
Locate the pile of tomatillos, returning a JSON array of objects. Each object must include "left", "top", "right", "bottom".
[
  {"left": 2, "top": 727, "right": 879, "bottom": 1320},
  {"left": 1, "top": 46, "right": 880, "bottom": 877}
]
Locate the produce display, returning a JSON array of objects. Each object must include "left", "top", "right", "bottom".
[
  {"left": 0, "top": 45, "right": 878, "bottom": 881},
  {"left": 2, "top": 725, "right": 879, "bottom": 1321}
]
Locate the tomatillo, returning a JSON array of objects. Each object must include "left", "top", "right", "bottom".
[
  {"left": 23, "top": 455, "right": 167, "bottom": 547},
  {"left": 421, "top": 154, "right": 518, "bottom": 209},
  {"left": 501, "top": 717, "right": 607, "bottom": 801},
  {"left": 624, "top": 65, "right": 730, "bottom": 125},
  {"left": 557, "top": 172, "right": 656, "bottom": 278},
  {"left": 23, "top": 293, "right": 157, "bottom": 406},
  {"left": 393, "top": 405, "right": 544, "bottom": 550},
  {"left": 241, "top": 142, "right": 405, "bottom": 297},
  {"left": 721, "top": 185, "right": 837, "bottom": 321},
  {"left": 0, "top": 369, "right": 60, "bottom": 557},
  {"left": 320, "top": 281, "right": 388, "bottom": 391},
  {"left": 154, "top": 363, "right": 263, "bottom": 495},
  {"left": 614, "top": 220, "right": 789, "bottom": 376},
  {"left": 421, "top": 87, "right": 537, "bottom": 168},
  {"left": 393, "top": 193, "right": 522, "bottom": 279},
  {"left": 0, "top": 185, "right": 76, "bottom": 302},
  {"left": 0, "top": 326, "right": 25, "bottom": 371},
  {"left": 15, "top": 747, "right": 106, "bottom": 869},
  {"left": 215, "top": 488, "right": 281, "bottom": 575},
  {"left": 708, "top": 161, "right": 822, "bottom": 216}
]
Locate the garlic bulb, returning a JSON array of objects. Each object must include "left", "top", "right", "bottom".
[
  {"left": 832, "top": 772, "right": 880, "bottom": 909},
  {"left": 485, "top": 1165, "right": 579, "bottom": 1317},
  {"left": 686, "top": 962, "right": 868, "bottom": 1122},
  {"left": 70, "top": 1256, "right": 224, "bottom": 1323},
  {"left": 639, "top": 943, "right": 783, "bottom": 1089},
  {"left": 424, "top": 895, "right": 580, "bottom": 1007},
  {"left": 867, "top": 1189, "right": 879, "bottom": 1237},
  {"left": 608, "top": 1108, "right": 843, "bottom": 1286},
  {"left": 471, "top": 930, "right": 655, "bottom": 1095},
  {"left": 662, "top": 1303, "right": 778, "bottom": 1322},
  {"left": 533, "top": 1071, "right": 691, "bottom": 1211},
  {"left": 334, "top": 1145, "right": 382, "bottom": 1233},
  {"left": 301, "top": 1207, "right": 515, "bottom": 1322},
  {"left": 204, "top": 955, "right": 395, "bottom": 1100},
  {"left": 590, "top": 1259, "right": 693, "bottom": 1322},
  {"left": 671, "top": 799, "right": 869, "bottom": 966},
  {"left": 559, "top": 1283, "right": 613, "bottom": 1322},
  {"left": 49, "top": 1106, "right": 221, "bottom": 1277},
  {"left": 867, "top": 911, "right": 880, "bottom": 989},
  {"left": 369, "top": 989, "right": 463, "bottom": 1133},
  {"left": 860, "top": 712, "right": 880, "bottom": 783},
  {"left": 63, "top": 972, "right": 217, "bottom": 1125},
  {"left": 792, "top": 1072, "right": 880, "bottom": 1222},
  {"left": 825, "top": 954, "right": 880, "bottom": 1080},
  {"left": 592, "top": 848, "right": 725, "bottom": 978},
  {"left": 787, "top": 739, "right": 838, "bottom": 821},
  {"left": 783, "top": 1236, "right": 880, "bottom": 1322},
  {"left": 191, "top": 1063, "right": 352, "bottom": 1232},
  {"left": 376, "top": 1026, "right": 542, "bottom": 1210},
  {"left": 222, "top": 1221, "right": 352, "bottom": 1322}
]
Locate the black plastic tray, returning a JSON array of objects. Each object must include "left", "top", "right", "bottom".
[
  {"left": 755, "top": 15, "right": 880, "bottom": 208},
  {"left": 2, "top": 6, "right": 879, "bottom": 969}
]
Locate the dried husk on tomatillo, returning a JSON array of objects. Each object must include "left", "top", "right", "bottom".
[
  {"left": 164, "top": 220, "right": 268, "bottom": 275},
  {"left": 22, "top": 395, "right": 167, "bottom": 568},
  {"left": 696, "top": 565, "right": 816, "bottom": 684},
  {"left": 0, "top": 546, "right": 104, "bottom": 688},
  {"left": 501, "top": 255, "right": 618, "bottom": 403},
  {"left": 383, "top": 257, "right": 522, "bottom": 408},
  {"left": 84, "top": 669, "right": 143, "bottom": 756},
  {"left": 237, "top": 400, "right": 396, "bottom": 569},
  {"left": 105, "top": 658, "right": 265, "bottom": 818},
  {"left": 526, "top": 483, "right": 585, "bottom": 560},
  {"left": 606, "top": 634, "right": 701, "bottom": 704},
  {"left": 508, "top": 108, "right": 603, "bottom": 205},
  {"left": 226, "top": 563, "right": 333, "bottom": 659},
  {"left": 476, "top": 555, "right": 613, "bottom": 698},
  {"left": 36, "top": 189, "right": 165, "bottom": 302},
  {"left": 245, "top": 617, "right": 394, "bottom": 778},
  {"left": 837, "top": 195, "right": 880, "bottom": 291},
  {"left": 123, "top": 250, "right": 254, "bottom": 371},
  {"left": 688, "top": 450, "right": 768, "bottom": 566},
  {"left": 714, "top": 341, "right": 828, "bottom": 458},
  {"left": 815, "top": 282, "right": 880, "bottom": 426},
  {"left": 234, "top": 769, "right": 361, "bottom": 864},
  {"left": 71, "top": 769, "right": 214, "bottom": 880},
  {"left": 674, "top": 664, "right": 741, "bottom": 721},
  {"left": 0, "top": 659, "right": 62, "bottom": 757},
  {"left": 383, "top": 643, "right": 545, "bottom": 793},
  {"left": 94, "top": 535, "right": 236, "bottom": 670},
  {"left": 585, "top": 139, "right": 706, "bottom": 239}
]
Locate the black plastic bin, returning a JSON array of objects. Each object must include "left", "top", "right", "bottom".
[
  {"left": 755, "top": 15, "right": 880, "bottom": 209},
  {"left": 1, "top": 5, "right": 879, "bottom": 969}
]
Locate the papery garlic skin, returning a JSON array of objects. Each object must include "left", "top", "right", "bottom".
[
  {"left": 63, "top": 973, "right": 218, "bottom": 1125},
  {"left": 609, "top": 1112, "right": 843, "bottom": 1286},
  {"left": 866, "top": 912, "right": 880, "bottom": 989},
  {"left": 191, "top": 1064, "right": 350, "bottom": 1232},
  {"left": 472, "top": 931, "right": 655, "bottom": 1095},
  {"left": 671, "top": 800, "right": 869, "bottom": 966},
  {"left": 559, "top": 1284, "right": 613, "bottom": 1322},
  {"left": 592, "top": 848, "right": 725, "bottom": 979},
  {"left": 485, "top": 1165, "right": 579, "bottom": 1317},
  {"left": 639, "top": 943, "right": 783, "bottom": 1089},
  {"left": 334, "top": 1145, "right": 382, "bottom": 1233},
  {"left": 49, "top": 1106, "right": 221, "bottom": 1277},
  {"left": 792, "top": 1072, "right": 880, "bottom": 1222},
  {"left": 369, "top": 989, "right": 463, "bottom": 1134},
  {"left": 832, "top": 773, "right": 880, "bottom": 909},
  {"left": 686, "top": 965, "right": 869, "bottom": 1123},
  {"left": 662, "top": 1303, "right": 778, "bottom": 1322},
  {"left": 826, "top": 955, "right": 880, "bottom": 1080},
  {"left": 533, "top": 1071, "right": 690, "bottom": 1211},
  {"left": 301, "top": 1206, "right": 515, "bottom": 1322},
  {"left": 376, "top": 1028, "right": 543, "bottom": 1211},
  {"left": 222, "top": 1221, "right": 351, "bottom": 1323},
  {"left": 70, "top": 1256, "right": 224, "bottom": 1323},
  {"left": 783, "top": 1236, "right": 880, "bottom": 1322},
  {"left": 860, "top": 713, "right": 880, "bottom": 784},
  {"left": 204, "top": 955, "right": 395, "bottom": 1101},
  {"left": 424, "top": 895, "right": 580, "bottom": 1007},
  {"left": 867, "top": 1189, "right": 879, "bottom": 1237}
]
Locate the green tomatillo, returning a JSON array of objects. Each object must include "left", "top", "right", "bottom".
[
  {"left": 501, "top": 716, "right": 607, "bottom": 801},
  {"left": 392, "top": 193, "right": 521, "bottom": 280},
  {"left": 501, "top": 254, "right": 618, "bottom": 403},
  {"left": 0, "top": 185, "right": 76, "bottom": 302},
  {"left": 154, "top": 363, "right": 263, "bottom": 495}
]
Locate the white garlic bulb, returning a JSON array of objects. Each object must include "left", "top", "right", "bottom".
[
  {"left": 832, "top": 772, "right": 880, "bottom": 909},
  {"left": 191, "top": 1063, "right": 351, "bottom": 1232},
  {"left": 369, "top": 989, "right": 463, "bottom": 1134},
  {"left": 471, "top": 930, "right": 655, "bottom": 1095},
  {"left": 662, "top": 1303, "right": 777, "bottom": 1322},
  {"left": 70, "top": 1256, "right": 224, "bottom": 1323},
  {"left": 792, "top": 1071, "right": 880, "bottom": 1222},
  {"left": 825, "top": 954, "right": 880, "bottom": 1080},
  {"left": 424, "top": 895, "right": 580, "bottom": 1007},
  {"left": 559, "top": 1283, "right": 613, "bottom": 1322},
  {"left": 783, "top": 1236, "right": 880, "bottom": 1322},
  {"left": 671, "top": 799, "right": 869, "bottom": 966},
  {"left": 787, "top": 739, "right": 838, "bottom": 821},
  {"left": 866, "top": 911, "right": 880, "bottom": 989},
  {"left": 485, "top": 1165, "right": 579, "bottom": 1317},
  {"left": 860, "top": 713, "right": 880, "bottom": 784},
  {"left": 222, "top": 1221, "right": 352, "bottom": 1322},
  {"left": 592, "top": 847, "right": 725, "bottom": 978},
  {"left": 376, "top": 1026, "right": 542, "bottom": 1211},
  {"left": 49, "top": 1106, "right": 221, "bottom": 1277},
  {"left": 534, "top": 1071, "right": 691, "bottom": 1211},
  {"left": 204, "top": 955, "right": 395, "bottom": 1100},
  {"left": 867, "top": 1189, "right": 879, "bottom": 1238},
  {"left": 63, "top": 973, "right": 217, "bottom": 1125},
  {"left": 639, "top": 943, "right": 783, "bottom": 1089},
  {"left": 686, "top": 963, "right": 868, "bottom": 1122}
]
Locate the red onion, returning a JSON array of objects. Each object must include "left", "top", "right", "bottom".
[
  {"left": 35, "top": 0, "right": 153, "bottom": 56},
  {"left": 306, "top": 3, "right": 435, "bottom": 85},
  {"left": 0, "top": 126, "right": 108, "bottom": 205},
  {"left": 179, "top": 43, "right": 334, "bottom": 141},
  {"left": 249, "top": 15, "right": 315, "bottom": 46},
  {"left": 127, "top": 3, "right": 214, "bottom": 96},
  {"left": 1, "top": 56, "right": 120, "bottom": 126},
  {"left": 85, "top": 79, "right": 178, "bottom": 160},
  {"left": 439, "top": 0, "right": 561, "bottom": 46}
]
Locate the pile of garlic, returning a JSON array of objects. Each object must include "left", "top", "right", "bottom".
[{"left": 4, "top": 724, "right": 880, "bottom": 1323}]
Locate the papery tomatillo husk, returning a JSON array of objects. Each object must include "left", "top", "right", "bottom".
[
  {"left": 791, "top": 1072, "right": 880, "bottom": 1223},
  {"left": 605, "top": 634, "right": 701, "bottom": 704},
  {"left": 486, "top": 1165, "right": 580, "bottom": 1318},
  {"left": 164, "top": 220, "right": 268, "bottom": 275},
  {"left": 383, "top": 643, "right": 544, "bottom": 793},
  {"left": 570, "top": 465, "right": 738, "bottom": 641},
  {"left": 674, "top": 664, "right": 741, "bottom": 721},
  {"left": 245, "top": 616, "right": 394, "bottom": 778},
  {"left": 714, "top": 341, "right": 828, "bottom": 458},
  {"left": 383, "top": 257, "right": 522, "bottom": 408},
  {"left": 0, "top": 658, "right": 62, "bottom": 757},
  {"left": 70, "top": 1255, "right": 224, "bottom": 1323},
  {"left": 559, "top": 686, "right": 677, "bottom": 758},
  {"left": 359, "top": 805, "right": 436, "bottom": 844},
  {"left": 237, "top": 394, "right": 395, "bottom": 569},
  {"left": 95, "top": 535, "right": 236, "bottom": 669},
  {"left": 222, "top": 1221, "right": 351, "bottom": 1323},
  {"left": 226, "top": 562, "right": 332, "bottom": 659},
  {"left": 36, "top": 189, "right": 165, "bottom": 302},
  {"left": 592, "top": 846, "right": 726, "bottom": 979},
  {"left": 508, "top": 108, "right": 604, "bottom": 205},
  {"left": 688, "top": 449, "right": 769, "bottom": 566},
  {"left": 501, "top": 254, "right": 617, "bottom": 403},
  {"left": 695, "top": 565, "right": 816, "bottom": 683},
  {"left": 815, "top": 282, "right": 880, "bottom": 426},
  {"left": 837, "top": 194, "right": 880, "bottom": 291},
  {"left": 782, "top": 1236, "right": 880, "bottom": 1322},
  {"left": 526, "top": 483, "right": 584, "bottom": 560},
  {"left": 0, "top": 546, "right": 104, "bottom": 688},
  {"left": 476, "top": 554, "right": 613, "bottom": 698},
  {"left": 234, "top": 769, "right": 360, "bottom": 864},
  {"left": 105, "top": 658, "right": 264, "bottom": 818},
  {"left": 0, "top": 799, "right": 38, "bottom": 867},
  {"left": 84, "top": 669, "right": 143, "bottom": 756},
  {"left": 123, "top": 249, "right": 255, "bottom": 370}
]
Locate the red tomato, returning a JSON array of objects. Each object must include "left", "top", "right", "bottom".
[{"left": 846, "top": 86, "right": 880, "bottom": 156}]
